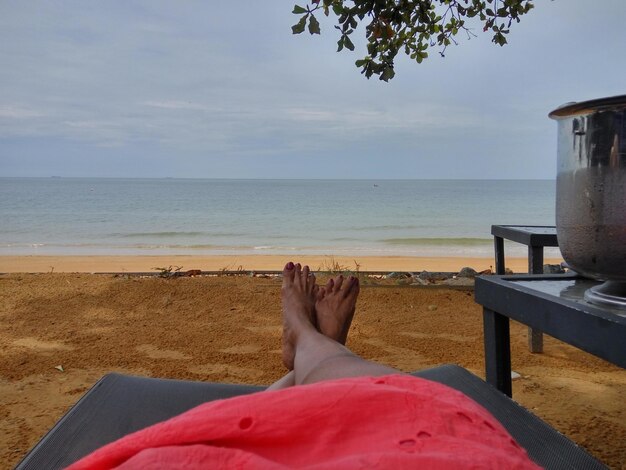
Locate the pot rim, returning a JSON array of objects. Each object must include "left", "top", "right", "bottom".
[{"left": 549, "top": 94, "right": 626, "bottom": 119}]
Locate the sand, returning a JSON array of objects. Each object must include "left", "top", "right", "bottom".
[
  {"left": 1, "top": 271, "right": 624, "bottom": 469},
  {"left": 0, "top": 254, "right": 564, "bottom": 274}
]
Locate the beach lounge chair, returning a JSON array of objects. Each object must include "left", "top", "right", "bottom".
[{"left": 16, "top": 364, "right": 606, "bottom": 469}]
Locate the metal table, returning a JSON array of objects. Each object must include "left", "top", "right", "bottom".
[
  {"left": 491, "top": 225, "right": 559, "bottom": 353},
  {"left": 475, "top": 273, "right": 626, "bottom": 397}
]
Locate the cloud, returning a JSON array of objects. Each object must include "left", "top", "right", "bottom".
[
  {"left": 142, "top": 100, "right": 209, "bottom": 111},
  {"left": 0, "top": 106, "right": 45, "bottom": 119}
]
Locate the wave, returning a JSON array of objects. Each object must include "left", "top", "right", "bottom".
[
  {"left": 381, "top": 237, "right": 492, "bottom": 246},
  {"left": 112, "top": 231, "right": 208, "bottom": 238},
  {"left": 111, "top": 232, "right": 301, "bottom": 240},
  {"left": 0, "top": 243, "right": 46, "bottom": 248},
  {"left": 127, "top": 243, "right": 217, "bottom": 249},
  {"left": 350, "top": 224, "right": 422, "bottom": 231}
]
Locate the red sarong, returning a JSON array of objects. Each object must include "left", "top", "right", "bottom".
[{"left": 68, "top": 374, "right": 538, "bottom": 469}]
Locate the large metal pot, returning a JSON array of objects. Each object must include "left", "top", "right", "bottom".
[{"left": 549, "top": 95, "right": 626, "bottom": 309}]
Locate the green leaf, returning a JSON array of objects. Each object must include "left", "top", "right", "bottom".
[
  {"left": 381, "top": 66, "right": 395, "bottom": 82},
  {"left": 308, "top": 14, "right": 321, "bottom": 34},
  {"left": 344, "top": 35, "right": 355, "bottom": 51},
  {"left": 337, "top": 37, "right": 344, "bottom": 52},
  {"left": 291, "top": 15, "right": 307, "bottom": 34},
  {"left": 292, "top": 5, "right": 306, "bottom": 14}
]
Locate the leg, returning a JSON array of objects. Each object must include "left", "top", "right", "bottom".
[
  {"left": 281, "top": 262, "right": 399, "bottom": 386},
  {"left": 494, "top": 235, "right": 505, "bottom": 274},
  {"left": 268, "top": 273, "right": 360, "bottom": 390},
  {"left": 266, "top": 371, "right": 295, "bottom": 391},
  {"left": 281, "top": 262, "right": 318, "bottom": 371},
  {"left": 483, "top": 307, "right": 512, "bottom": 397},
  {"left": 527, "top": 245, "right": 544, "bottom": 353}
]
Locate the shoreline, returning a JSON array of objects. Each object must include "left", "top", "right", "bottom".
[{"left": 0, "top": 254, "right": 563, "bottom": 273}]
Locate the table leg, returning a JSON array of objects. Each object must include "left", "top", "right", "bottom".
[
  {"left": 483, "top": 307, "right": 512, "bottom": 397},
  {"left": 527, "top": 246, "right": 544, "bottom": 354},
  {"left": 528, "top": 246, "right": 545, "bottom": 274},
  {"left": 494, "top": 236, "right": 505, "bottom": 275}
]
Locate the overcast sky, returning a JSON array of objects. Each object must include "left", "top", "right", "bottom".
[{"left": 1, "top": 1, "right": 625, "bottom": 179}]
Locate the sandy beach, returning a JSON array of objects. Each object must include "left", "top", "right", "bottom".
[
  {"left": 0, "top": 254, "right": 564, "bottom": 274},
  {"left": 1, "top": 268, "right": 624, "bottom": 468}
]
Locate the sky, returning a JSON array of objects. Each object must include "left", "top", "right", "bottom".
[{"left": 1, "top": 1, "right": 625, "bottom": 180}]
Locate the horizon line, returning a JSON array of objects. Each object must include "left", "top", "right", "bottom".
[{"left": 0, "top": 176, "right": 556, "bottom": 181}]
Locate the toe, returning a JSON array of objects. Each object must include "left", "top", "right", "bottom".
[
  {"left": 282, "top": 261, "right": 295, "bottom": 287},
  {"left": 317, "top": 286, "right": 326, "bottom": 301},
  {"left": 333, "top": 275, "right": 344, "bottom": 293},
  {"left": 344, "top": 275, "right": 359, "bottom": 297},
  {"left": 302, "top": 265, "right": 312, "bottom": 289}
]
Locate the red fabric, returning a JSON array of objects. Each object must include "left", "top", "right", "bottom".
[{"left": 67, "top": 375, "right": 539, "bottom": 469}]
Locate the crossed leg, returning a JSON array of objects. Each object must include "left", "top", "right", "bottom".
[{"left": 268, "top": 262, "right": 398, "bottom": 391}]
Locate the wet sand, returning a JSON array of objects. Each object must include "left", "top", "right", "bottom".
[{"left": 1, "top": 272, "right": 623, "bottom": 468}]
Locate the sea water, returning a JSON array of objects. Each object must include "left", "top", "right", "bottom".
[{"left": 0, "top": 178, "right": 558, "bottom": 258}]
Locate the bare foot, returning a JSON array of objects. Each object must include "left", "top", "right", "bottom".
[
  {"left": 281, "top": 262, "right": 318, "bottom": 370},
  {"left": 316, "top": 275, "right": 359, "bottom": 345}
]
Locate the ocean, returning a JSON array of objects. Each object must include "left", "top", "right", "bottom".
[{"left": 0, "top": 178, "right": 559, "bottom": 258}]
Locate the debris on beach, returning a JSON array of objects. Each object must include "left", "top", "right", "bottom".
[
  {"left": 543, "top": 264, "right": 566, "bottom": 274},
  {"left": 105, "top": 262, "right": 571, "bottom": 286},
  {"left": 152, "top": 265, "right": 183, "bottom": 278},
  {"left": 54, "top": 365, "right": 64, "bottom": 372},
  {"left": 385, "top": 272, "right": 408, "bottom": 279},
  {"left": 457, "top": 267, "right": 478, "bottom": 278}
]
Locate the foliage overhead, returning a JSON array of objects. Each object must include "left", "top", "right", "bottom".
[{"left": 292, "top": 0, "right": 534, "bottom": 81}]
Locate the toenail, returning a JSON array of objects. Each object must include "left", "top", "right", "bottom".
[{"left": 286, "top": 262, "right": 294, "bottom": 269}]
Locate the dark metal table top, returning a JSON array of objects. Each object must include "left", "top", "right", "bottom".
[
  {"left": 475, "top": 274, "right": 626, "bottom": 368},
  {"left": 490, "top": 225, "right": 558, "bottom": 247}
]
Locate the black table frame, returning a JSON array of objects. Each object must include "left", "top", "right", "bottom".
[
  {"left": 475, "top": 273, "right": 626, "bottom": 397},
  {"left": 491, "top": 225, "right": 560, "bottom": 353}
]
